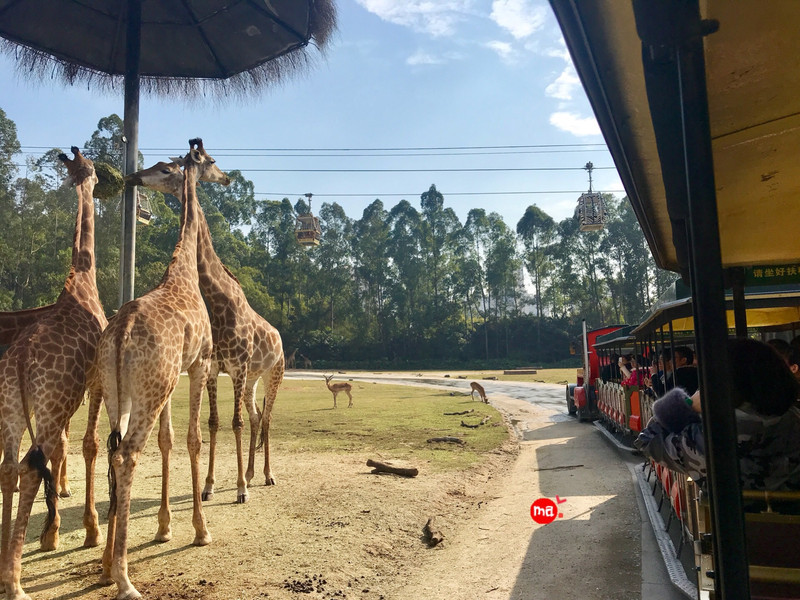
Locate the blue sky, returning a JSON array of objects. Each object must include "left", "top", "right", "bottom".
[{"left": 0, "top": 0, "right": 622, "bottom": 228}]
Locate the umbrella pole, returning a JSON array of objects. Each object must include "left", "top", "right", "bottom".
[{"left": 120, "top": 0, "right": 141, "bottom": 306}]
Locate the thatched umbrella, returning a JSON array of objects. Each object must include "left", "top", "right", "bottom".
[{"left": 0, "top": 0, "right": 336, "bottom": 304}]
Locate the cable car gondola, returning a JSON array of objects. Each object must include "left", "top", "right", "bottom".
[
  {"left": 135, "top": 190, "right": 152, "bottom": 225},
  {"left": 295, "top": 192, "right": 321, "bottom": 246},
  {"left": 576, "top": 162, "right": 606, "bottom": 232}
]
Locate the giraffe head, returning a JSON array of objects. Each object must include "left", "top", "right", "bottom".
[
  {"left": 59, "top": 146, "right": 98, "bottom": 188},
  {"left": 126, "top": 139, "right": 231, "bottom": 195}
]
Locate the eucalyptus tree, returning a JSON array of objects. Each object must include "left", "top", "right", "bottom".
[
  {"left": 352, "top": 200, "right": 391, "bottom": 349},
  {"left": 419, "top": 184, "right": 461, "bottom": 328},
  {"left": 387, "top": 199, "right": 425, "bottom": 356},
  {"left": 484, "top": 212, "right": 523, "bottom": 357},
  {"left": 314, "top": 201, "right": 355, "bottom": 333},
  {"left": 0, "top": 107, "right": 20, "bottom": 188},
  {"left": 462, "top": 208, "right": 493, "bottom": 359},
  {"left": 252, "top": 197, "right": 306, "bottom": 330},
  {"left": 517, "top": 204, "right": 555, "bottom": 319}
]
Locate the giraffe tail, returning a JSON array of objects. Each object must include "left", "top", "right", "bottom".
[
  {"left": 256, "top": 393, "right": 266, "bottom": 450},
  {"left": 106, "top": 315, "right": 133, "bottom": 516},
  {"left": 15, "top": 343, "right": 37, "bottom": 446},
  {"left": 27, "top": 446, "right": 57, "bottom": 542},
  {"left": 106, "top": 430, "right": 122, "bottom": 516}
]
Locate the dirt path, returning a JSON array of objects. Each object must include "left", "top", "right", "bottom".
[
  {"left": 395, "top": 392, "right": 642, "bottom": 600},
  {"left": 16, "top": 377, "right": 646, "bottom": 600}
]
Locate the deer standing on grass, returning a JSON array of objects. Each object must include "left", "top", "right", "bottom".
[
  {"left": 470, "top": 381, "right": 488, "bottom": 403},
  {"left": 324, "top": 374, "right": 353, "bottom": 408}
]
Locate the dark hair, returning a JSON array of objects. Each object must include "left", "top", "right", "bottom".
[
  {"left": 766, "top": 338, "right": 800, "bottom": 368},
  {"left": 728, "top": 338, "right": 799, "bottom": 416},
  {"left": 768, "top": 338, "right": 792, "bottom": 359},
  {"left": 674, "top": 346, "right": 694, "bottom": 365}
]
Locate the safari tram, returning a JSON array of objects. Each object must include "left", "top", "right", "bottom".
[{"left": 550, "top": 0, "right": 800, "bottom": 598}]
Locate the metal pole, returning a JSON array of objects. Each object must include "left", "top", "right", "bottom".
[
  {"left": 120, "top": 0, "right": 141, "bottom": 306},
  {"left": 673, "top": 14, "right": 749, "bottom": 599},
  {"left": 729, "top": 268, "right": 748, "bottom": 339}
]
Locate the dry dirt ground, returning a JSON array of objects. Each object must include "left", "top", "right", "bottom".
[{"left": 14, "top": 379, "right": 641, "bottom": 600}]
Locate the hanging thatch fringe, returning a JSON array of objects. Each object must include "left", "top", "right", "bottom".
[{"left": 0, "top": 0, "right": 337, "bottom": 104}]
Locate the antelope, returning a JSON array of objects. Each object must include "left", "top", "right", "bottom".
[
  {"left": 324, "top": 374, "right": 353, "bottom": 408},
  {"left": 470, "top": 381, "right": 488, "bottom": 403}
]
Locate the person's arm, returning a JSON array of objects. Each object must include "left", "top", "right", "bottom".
[
  {"left": 689, "top": 389, "right": 701, "bottom": 413},
  {"left": 618, "top": 358, "right": 632, "bottom": 379}
]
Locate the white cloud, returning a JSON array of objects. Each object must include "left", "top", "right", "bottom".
[
  {"left": 355, "top": 0, "right": 473, "bottom": 37},
  {"left": 490, "top": 0, "right": 547, "bottom": 39},
  {"left": 549, "top": 112, "right": 601, "bottom": 137},
  {"left": 406, "top": 50, "right": 445, "bottom": 65},
  {"left": 545, "top": 64, "right": 580, "bottom": 101},
  {"left": 485, "top": 40, "right": 513, "bottom": 61}
]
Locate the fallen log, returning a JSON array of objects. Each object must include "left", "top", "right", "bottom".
[
  {"left": 366, "top": 459, "right": 419, "bottom": 477},
  {"left": 427, "top": 437, "right": 466, "bottom": 445},
  {"left": 461, "top": 415, "right": 491, "bottom": 428},
  {"left": 444, "top": 409, "right": 474, "bottom": 416},
  {"left": 423, "top": 516, "right": 445, "bottom": 547}
]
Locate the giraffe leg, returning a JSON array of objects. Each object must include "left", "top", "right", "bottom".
[
  {"left": 0, "top": 439, "right": 20, "bottom": 593},
  {"left": 230, "top": 369, "right": 249, "bottom": 503},
  {"left": 82, "top": 387, "right": 103, "bottom": 548},
  {"left": 109, "top": 435, "right": 145, "bottom": 600},
  {"left": 187, "top": 361, "right": 212, "bottom": 543},
  {"left": 202, "top": 369, "right": 219, "bottom": 501},
  {"left": 55, "top": 420, "right": 71, "bottom": 498},
  {"left": 155, "top": 401, "right": 173, "bottom": 542},
  {"left": 261, "top": 362, "right": 283, "bottom": 486},
  {"left": 4, "top": 445, "right": 56, "bottom": 600}
]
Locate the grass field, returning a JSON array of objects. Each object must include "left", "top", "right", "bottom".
[
  {"left": 67, "top": 374, "right": 511, "bottom": 473},
  {"left": 339, "top": 367, "right": 578, "bottom": 385}
]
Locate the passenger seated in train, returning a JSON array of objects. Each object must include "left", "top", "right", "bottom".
[
  {"left": 767, "top": 338, "right": 800, "bottom": 384},
  {"left": 646, "top": 347, "right": 699, "bottom": 396},
  {"left": 600, "top": 353, "right": 622, "bottom": 381},
  {"left": 618, "top": 353, "right": 647, "bottom": 386},
  {"left": 635, "top": 338, "right": 800, "bottom": 491}
]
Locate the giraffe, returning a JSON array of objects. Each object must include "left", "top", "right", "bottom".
[
  {"left": 285, "top": 347, "right": 298, "bottom": 370},
  {"left": 0, "top": 147, "right": 107, "bottom": 600},
  {"left": 92, "top": 139, "right": 226, "bottom": 600},
  {"left": 124, "top": 155, "right": 284, "bottom": 503}
]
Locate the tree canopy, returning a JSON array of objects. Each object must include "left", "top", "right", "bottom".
[{"left": 0, "top": 110, "right": 676, "bottom": 367}]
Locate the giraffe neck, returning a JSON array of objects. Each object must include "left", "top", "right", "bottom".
[
  {"left": 70, "top": 172, "right": 97, "bottom": 276},
  {"left": 196, "top": 205, "right": 247, "bottom": 306},
  {"left": 62, "top": 170, "right": 100, "bottom": 303},
  {"left": 163, "top": 162, "right": 201, "bottom": 282}
]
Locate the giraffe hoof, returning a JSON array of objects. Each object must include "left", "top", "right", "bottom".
[
  {"left": 39, "top": 532, "right": 59, "bottom": 552},
  {"left": 236, "top": 493, "right": 249, "bottom": 504},
  {"left": 99, "top": 573, "right": 114, "bottom": 586},
  {"left": 59, "top": 488, "right": 72, "bottom": 498},
  {"left": 83, "top": 532, "right": 102, "bottom": 548},
  {"left": 265, "top": 476, "right": 276, "bottom": 486},
  {"left": 154, "top": 529, "right": 172, "bottom": 543},
  {"left": 192, "top": 532, "right": 212, "bottom": 546},
  {"left": 115, "top": 584, "right": 142, "bottom": 600},
  {"left": 201, "top": 490, "right": 214, "bottom": 502}
]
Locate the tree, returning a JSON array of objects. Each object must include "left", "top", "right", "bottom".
[
  {"left": 0, "top": 107, "right": 21, "bottom": 187},
  {"left": 352, "top": 200, "right": 391, "bottom": 351},
  {"left": 517, "top": 204, "right": 555, "bottom": 319}
]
